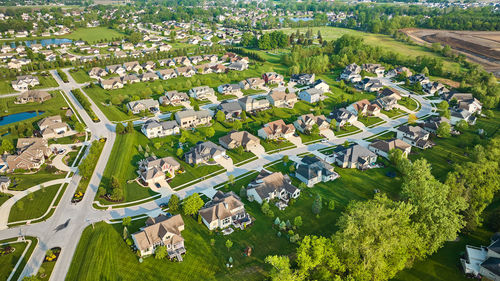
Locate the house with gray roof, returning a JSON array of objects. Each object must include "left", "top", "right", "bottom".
[
  {"left": 368, "top": 138, "right": 412, "bottom": 159},
  {"left": 141, "top": 120, "right": 180, "bottom": 138},
  {"left": 462, "top": 233, "right": 500, "bottom": 281},
  {"left": 184, "top": 141, "right": 226, "bottom": 165},
  {"left": 138, "top": 156, "right": 180, "bottom": 186},
  {"left": 159, "top": 91, "right": 189, "bottom": 105},
  {"left": 188, "top": 86, "right": 215, "bottom": 100},
  {"left": 329, "top": 108, "right": 357, "bottom": 127},
  {"left": 238, "top": 96, "right": 269, "bottom": 112},
  {"left": 396, "top": 125, "right": 433, "bottom": 149},
  {"left": 217, "top": 101, "right": 242, "bottom": 120},
  {"left": 217, "top": 83, "right": 241, "bottom": 95},
  {"left": 199, "top": 191, "right": 250, "bottom": 230},
  {"left": 246, "top": 170, "right": 300, "bottom": 208},
  {"left": 127, "top": 99, "right": 160, "bottom": 114},
  {"left": 174, "top": 109, "right": 212, "bottom": 129},
  {"left": 295, "top": 155, "right": 339, "bottom": 187},
  {"left": 333, "top": 144, "right": 378, "bottom": 170}
]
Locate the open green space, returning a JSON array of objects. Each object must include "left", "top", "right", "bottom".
[
  {"left": 358, "top": 116, "right": 385, "bottom": 127},
  {"left": 0, "top": 192, "right": 12, "bottom": 207},
  {"left": 65, "top": 27, "right": 125, "bottom": 44},
  {"left": 382, "top": 108, "right": 407, "bottom": 119},
  {"left": 398, "top": 97, "right": 419, "bottom": 111},
  {"left": 334, "top": 124, "right": 361, "bottom": 136},
  {"left": 298, "top": 131, "right": 323, "bottom": 144},
  {"left": 69, "top": 69, "right": 93, "bottom": 84},
  {"left": 33, "top": 74, "right": 59, "bottom": 89},
  {"left": 8, "top": 184, "right": 60, "bottom": 223},
  {"left": 8, "top": 167, "right": 66, "bottom": 191},
  {"left": 0, "top": 241, "right": 27, "bottom": 281}
]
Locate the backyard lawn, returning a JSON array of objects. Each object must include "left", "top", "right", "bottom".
[
  {"left": 65, "top": 27, "right": 125, "bottom": 44},
  {"left": 0, "top": 241, "right": 28, "bottom": 281},
  {"left": 8, "top": 184, "right": 60, "bottom": 223},
  {"left": 398, "top": 97, "right": 419, "bottom": 111}
]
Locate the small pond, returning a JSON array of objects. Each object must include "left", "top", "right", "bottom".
[
  {"left": 0, "top": 111, "right": 45, "bottom": 127},
  {"left": 10, "top": 38, "right": 73, "bottom": 48}
]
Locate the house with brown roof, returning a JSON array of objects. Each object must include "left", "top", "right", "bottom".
[
  {"left": 6, "top": 138, "right": 52, "bottom": 172},
  {"left": 37, "top": 116, "right": 70, "bottom": 139},
  {"left": 368, "top": 138, "right": 412, "bottom": 159},
  {"left": 211, "top": 64, "right": 227, "bottom": 73},
  {"left": 175, "top": 66, "right": 196, "bottom": 77},
  {"left": 140, "top": 71, "right": 159, "bottom": 82},
  {"left": 258, "top": 120, "right": 295, "bottom": 140},
  {"left": 156, "top": 68, "right": 178, "bottom": 80},
  {"left": 246, "top": 170, "right": 300, "bottom": 207},
  {"left": 15, "top": 90, "right": 51, "bottom": 104},
  {"left": 100, "top": 77, "right": 123, "bottom": 90},
  {"left": 184, "top": 141, "right": 226, "bottom": 165},
  {"left": 123, "top": 61, "right": 142, "bottom": 73},
  {"left": 238, "top": 96, "right": 269, "bottom": 112},
  {"left": 219, "top": 131, "right": 260, "bottom": 151},
  {"left": 347, "top": 99, "right": 381, "bottom": 116},
  {"left": 88, "top": 67, "right": 108, "bottom": 79},
  {"left": 132, "top": 214, "right": 186, "bottom": 259},
  {"left": 199, "top": 191, "right": 250, "bottom": 230},
  {"left": 262, "top": 72, "right": 284, "bottom": 85},
  {"left": 137, "top": 156, "right": 180, "bottom": 186},
  {"left": 194, "top": 64, "right": 213, "bottom": 75},
  {"left": 293, "top": 114, "right": 330, "bottom": 134}
]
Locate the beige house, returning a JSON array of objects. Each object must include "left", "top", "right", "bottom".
[
  {"left": 258, "top": 120, "right": 295, "bottom": 140},
  {"left": 127, "top": 99, "right": 159, "bottom": 114},
  {"left": 137, "top": 156, "right": 180, "bottom": 186},
  {"left": 368, "top": 138, "right": 412, "bottom": 159},
  {"left": 188, "top": 86, "right": 215, "bottom": 100},
  {"left": 293, "top": 114, "right": 330, "bottom": 134},
  {"left": 37, "top": 116, "right": 70, "bottom": 139},
  {"left": 175, "top": 66, "right": 196, "bottom": 77},
  {"left": 156, "top": 69, "right": 178, "bottom": 80},
  {"left": 174, "top": 110, "right": 212, "bottom": 129},
  {"left": 219, "top": 131, "right": 260, "bottom": 151},
  {"left": 100, "top": 77, "right": 123, "bottom": 90},
  {"left": 199, "top": 191, "right": 250, "bottom": 230},
  {"left": 267, "top": 91, "right": 297, "bottom": 108},
  {"left": 12, "top": 75, "right": 40, "bottom": 91},
  {"left": 132, "top": 214, "right": 186, "bottom": 259},
  {"left": 246, "top": 170, "right": 300, "bottom": 206},
  {"left": 88, "top": 67, "right": 108, "bottom": 79},
  {"left": 6, "top": 138, "right": 52, "bottom": 172},
  {"left": 238, "top": 96, "right": 269, "bottom": 112},
  {"left": 15, "top": 90, "right": 51, "bottom": 104}
]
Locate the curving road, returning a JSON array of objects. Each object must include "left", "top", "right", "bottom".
[{"left": 0, "top": 68, "right": 438, "bottom": 281}]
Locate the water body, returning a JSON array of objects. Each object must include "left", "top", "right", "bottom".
[
  {"left": 10, "top": 38, "right": 73, "bottom": 48},
  {"left": 290, "top": 17, "right": 314, "bottom": 22},
  {"left": 0, "top": 111, "right": 45, "bottom": 127}
]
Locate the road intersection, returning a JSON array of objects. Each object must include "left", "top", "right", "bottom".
[{"left": 0, "top": 68, "right": 437, "bottom": 281}]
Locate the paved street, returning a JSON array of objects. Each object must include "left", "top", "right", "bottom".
[{"left": 0, "top": 68, "right": 436, "bottom": 281}]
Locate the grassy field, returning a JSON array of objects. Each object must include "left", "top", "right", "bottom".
[
  {"left": 9, "top": 168, "right": 66, "bottom": 191},
  {"left": 0, "top": 241, "right": 27, "bottom": 280},
  {"left": 8, "top": 184, "right": 60, "bottom": 222},
  {"left": 279, "top": 27, "right": 462, "bottom": 73},
  {"left": 382, "top": 108, "right": 407, "bottom": 119},
  {"left": 69, "top": 69, "right": 93, "bottom": 84},
  {"left": 0, "top": 192, "right": 12, "bottom": 207},
  {"left": 398, "top": 97, "right": 419, "bottom": 111},
  {"left": 334, "top": 124, "right": 361, "bottom": 136},
  {"left": 358, "top": 116, "right": 385, "bottom": 127},
  {"left": 65, "top": 27, "right": 125, "bottom": 44}
]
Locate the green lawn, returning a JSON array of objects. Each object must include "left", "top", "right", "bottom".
[
  {"left": 260, "top": 139, "right": 295, "bottom": 152},
  {"left": 9, "top": 167, "right": 66, "bottom": 191},
  {"left": 0, "top": 80, "right": 14, "bottom": 94},
  {"left": 69, "top": 69, "right": 93, "bottom": 84},
  {"left": 369, "top": 131, "right": 397, "bottom": 141},
  {"left": 226, "top": 149, "right": 256, "bottom": 165},
  {"left": 33, "top": 75, "right": 59, "bottom": 89},
  {"left": 334, "top": 124, "right": 361, "bottom": 136},
  {"left": 65, "top": 27, "right": 125, "bottom": 44},
  {"left": 0, "top": 241, "right": 28, "bottom": 280},
  {"left": 8, "top": 184, "right": 60, "bottom": 222},
  {"left": 298, "top": 131, "right": 324, "bottom": 143},
  {"left": 358, "top": 116, "right": 385, "bottom": 127},
  {"left": 381, "top": 108, "right": 407, "bottom": 119},
  {"left": 0, "top": 192, "right": 12, "bottom": 208},
  {"left": 398, "top": 97, "right": 419, "bottom": 111}
]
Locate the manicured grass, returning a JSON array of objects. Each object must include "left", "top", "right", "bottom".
[
  {"left": 369, "top": 131, "right": 397, "bottom": 141},
  {"left": 0, "top": 192, "right": 12, "bottom": 207},
  {"left": 260, "top": 139, "right": 295, "bottom": 152},
  {"left": 0, "top": 241, "right": 27, "bottom": 280},
  {"left": 242, "top": 88, "right": 266, "bottom": 96},
  {"left": 382, "top": 108, "right": 407, "bottom": 118},
  {"left": 334, "top": 124, "right": 361, "bottom": 136},
  {"left": 398, "top": 97, "right": 419, "bottom": 111},
  {"left": 226, "top": 149, "right": 256, "bottom": 165},
  {"left": 358, "top": 116, "right": 385, "bottom": 127},
  {"left": 9, "top": 168, "right": 66, "bottom": 191},
  {"left": 298, "top": 131, "right": 323, "bottom": 143},
  {"left": 69, "top": 69, "right": 93, "bottom": 84},
  {"left": 65, "top": 27, "right": 125, "bottom": 44},
  {"left": 0, "top": 80, "right": 14, "bottom": 94},
  {"left": 8, "top": 184, "right": 60, "bottom": 222},
  {"left": 33, "top": 74, "right": 59, "bottom": 89},
  {"left": 65, "top": 150, "right": 79, "bottom": 166},
  {"left": 76, "top": 140, "right": 105, "bottom": 196}
]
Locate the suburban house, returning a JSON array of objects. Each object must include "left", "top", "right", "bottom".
[
  {"left": 258, "top": 119, "right": 296, "bottom": 140},
  {"left": 333, "top": 144, "right": 378, "bottom": 170},
  {"left": 267, "top": 91, "right": 297, "bottom": 108},
  {"left": 309, "top": 79, "right": 330, "bottom": 93},
  {"left": 227, "top": 61, "right": 248, "bottom": 71},
  {"left": 140, "top": 71, "right": 159, "bottom": 82},
  {"left": 106, "top": 64, "right": 126, "bottom": 76},
  {"left": 246, "top": 170, "right": 300, "bottom": 207},
  {"left": 188, "top": 86, "right": 215, "bottom": 100},
  {"left": 238, "top": 96, "right": 270, "bottom": 112},
  {"left": 386, "top": 66, "right": 412, "bottom": 78},
  {"left": 6, "top": 138, "right": 52, "bottom": 172},
  {"left": 159, "top": 91, "right": 190, "bottom": 105},
  {"left": 127, "top": 99, "right": 160, "bottom": 114},
  {"left": 158, "top": 59, "right": 176, "bottom": 68},
  {"left": 11, "top": 75, "right": 40, "bottom": 91},
  {"left": 423, "top": 82, "right": 449, "bottom": 95},
  {"left": 219, "top": 131, "right": 260, "bottom": 151},
  {"left": 0, "top": 176, "right": 11, "bottom": 191},
  {"left": 347, "top": 99, "right": 381, "bottom": 116},
  {"left": 101, "top": 77, "right": 124, "bottom": 89},
  {"left": 174, "top": 109, "right": 212, "bottom": 128},
  {"left": 396, "top": 125, "right": 433, "bottom": 149},
  {"left": 199, "top": 191, "right": 250, "bottom": 230},
  {"left": 409, "top": 74, "right": 430, "bottom": 85},
  {"left": 132, "top": 214, "right": 186, "bottom": 260},
  {"left": 211, "top": 64, "right": 227, "bottom": 74},
  {"left": 298, "top": 88, "right": 324, "bottom": 103},
  {"left": 217, "top": 84, "right": 241, "bottom": 95},
  {"left": 141, "top": 61, "right": 156, "bottom": 71},
  {"left": 88, "top": 67, "right": 108, "bottom": 79},
  {"left": 141, "top": 120, "right": 180, "bottom": 138},
  {"left": 138, "top": 156, "right": 180, "bottom": 186},
  {"left": 461, "top": 233, "right": 500, "bottom": 281},
  {"left": 442, "top": 93, "right": 482, "bottom": 124},
  {"left": 357, "top": 78, "right": 384, "bottom": 92},
  {"left": 217, "top": 101, "right": 242, "bottom": 120},
  {"left": 262, "top": 72, "right": 284, "bottom": 85},
  {"left": 241, "top": 77, "right": 265, "bottom": 89},
  {"left": 421, "top": 116, "right": 451, "bottom": 134},
  {"left": 329, "top": 108, "right": 357, "bottom": 127},
  {"left": 37, "top": 116, "right": 70, "bottom": 139},
  {"left": 372, "top": 95, "right": 399, "bottom": 111},
  {"left": 295, "top": 155, "right": 339, "bottom": 187},
  {"left": 184, "top": 141, "right": 226, "bottom": 165},
  {"left": 124, "top": 61, "right": 143, "bottom": 72},
  {"left": 121, "top": 74, "right": 140, "bottom": 85},
  {"left": 340, "top": 70, "right": 362, "bottom": 83},
  {"left": 290, "top": 73, "right": 315, "bottom": 85},
  {"left": 175, "top": 66, "right": 196, "bottom": 77},
  {"left": 156, "top": 69, "right": 178, "bottom": 80},
  {"left": 194, "top": 64, "right": 213, "bottom": 75},
  {"left": 362, "top": 63, "right": 385, "bottom": 77},
  {"left": 294, "top": 114, "right": 330, "bottom": 134},
  {"left": 368, "top": 138, "right": 412, "bottom": 159},
  {"left": 15, "top": 90, "right": 51, "bottom": 104}
]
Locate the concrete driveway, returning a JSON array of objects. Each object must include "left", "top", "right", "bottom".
[
  {"left": 215, "top": 156, "right": 234, "bottom": 172},
  {"left": 320, "top": 129, "right": 336, "bottom": 140},
  {"left": 288, "top": 135, "right": 304, "bottom": 147},
  {"left": 249, "top": 144, "right": 266, "bottom": 158}
]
